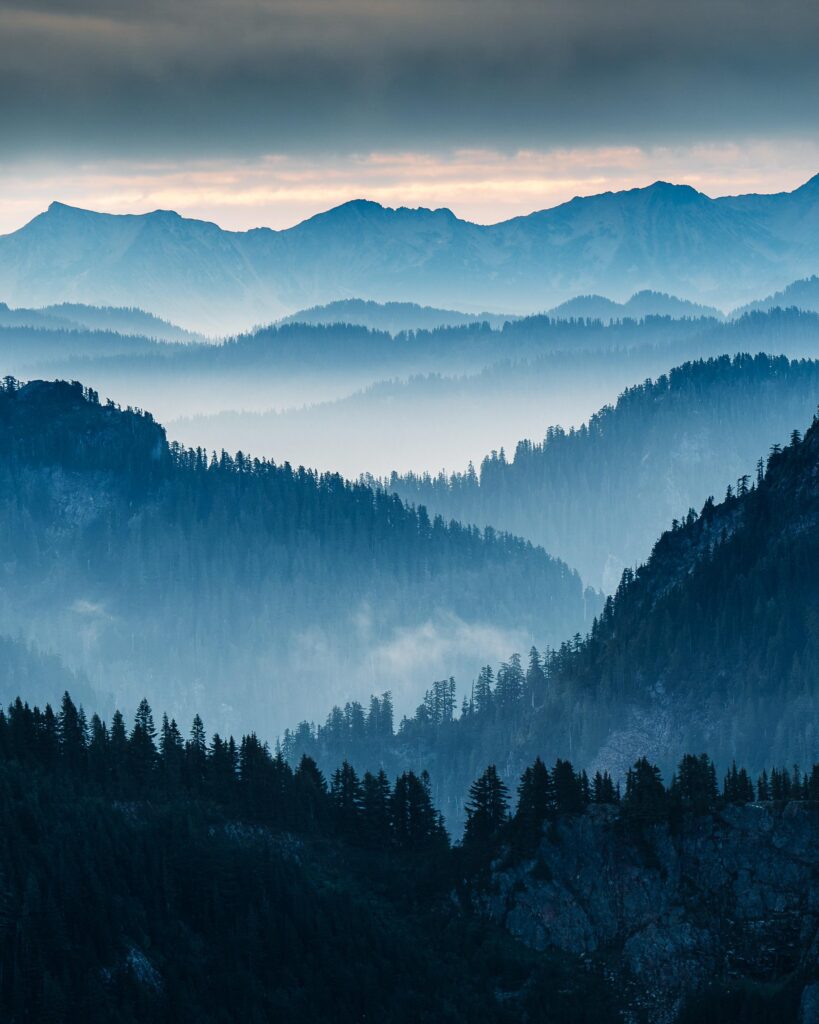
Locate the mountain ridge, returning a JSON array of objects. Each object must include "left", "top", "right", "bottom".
[{"left": 4, "top": 176, "right": 819, "bottom": 332}]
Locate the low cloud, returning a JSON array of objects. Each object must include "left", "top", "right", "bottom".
[{"left": 1, "top": 0, "right": 818, "bottom": 164}]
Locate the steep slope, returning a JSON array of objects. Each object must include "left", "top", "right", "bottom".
[
  {"left": 3, "top": 177, "right": 819, "bottom": 331},
  {"left": 287, "top": 406, "right": 819, "bottom": 823},
  {"left": 485, "top": 801, "right": 818, "bottom": 1024},
  {"left": 388, "top": 354, "right": 819, "bottom": 588},
  {"left": 547, "top": 412, "right": 819, "bottom": 777},
  {"left": 0, "top": 377, "right": 598, "bottom": 736}
]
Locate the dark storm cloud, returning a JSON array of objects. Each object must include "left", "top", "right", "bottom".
[{"left": 1, "top": 0, "right": 818, "bottom": 159}]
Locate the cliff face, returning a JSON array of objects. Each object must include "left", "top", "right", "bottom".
[{"left": 481, "top": 802, "right": 819, "bottom": 1022}]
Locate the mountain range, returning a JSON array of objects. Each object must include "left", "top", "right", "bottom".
[{"left": 3, "top": 176, "right": 819, "bottom": 332}]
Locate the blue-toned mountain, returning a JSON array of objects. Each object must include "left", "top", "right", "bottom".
[{"left": 3, "top": 177, "right": 819, "bottom": 332}]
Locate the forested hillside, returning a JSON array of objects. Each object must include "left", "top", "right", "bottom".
[
  {"left": 387, "top": 354, "right": 819, "bottom": 588},
  {"left": 287, "top": 409, "right": 819, "bottom": 823},
  {"left": 0, "top": 687, "right": 815, "bottom": 1023},
  {"left": 0, "top": 691, "right": 596, "bottom": 1024},
  {"left": 0, "top": 377, "right": 597, "bottom": 735}
]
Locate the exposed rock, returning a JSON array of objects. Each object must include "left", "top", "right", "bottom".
[
  {"left": 481, "top": 802, "right": 819, "bottom": 1022},
  {"left": 800, "top": 982, "right": 819, "bottom": 1024}
]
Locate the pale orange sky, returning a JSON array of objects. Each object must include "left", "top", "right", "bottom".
[{"left": 2, "top": 140, "right": 819, "bottom": 235}]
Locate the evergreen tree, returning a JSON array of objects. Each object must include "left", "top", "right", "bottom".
[
  {"left": 513, "top": 756, "right": 553, "bottom": 853},
  {"left": 623, "top": 758, "right": 666, "bottom": 824},
  {"left": 464, "top": 765, "right": 509, "bottom": 848},
  {"left": 670, "top": 754, "right": 718, "bottom": 814},
  {"left": 331, "top": 761, "right": 363, "bottom": 837},
  {"left": 57, "top": 691, "right": 86, "bottom": 772},
  {"left": 129, "top": 698, "right": 157, "bottom": 787},
  {"left": 552, "top": 759, "right": 586, "bottom": 814},
  {"left": 159, "top": 713, "right": 184, "bottom": 786},
  {"left": 592, "top": 770, "right": 618, "bottom": 804},
  {"left": 361, "top": 769, "right": 393, "bottom": 846}
]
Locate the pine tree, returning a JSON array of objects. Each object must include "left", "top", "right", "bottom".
[
  {"left": 513, "top": 757, "right": 553, "bottom": 853},
  {"left": 294, "top": 754, "right": 328, "bottom": 830},
  {"left": 330, "top": 761, "right": 363, "bottom": 837},
  {"left": 592, "top": 770, "right": 618, "bottom": 804},
  {"left": 159, "top": 714, "right": 184, "bottom": 787},
  {"left": 129, "top": 698, "right": 157, "bottom": 787},
  {"left": 464, "top": 765, "right": 509, "bottom": 848},
  {"left": 57, "top": 691, "right": 87, "bottom": 772},
  {"left": 552, "top": 759, "right": 585, "bottom": 814},
  {"left": 361, "top": 769, "right": 393, "bottom": 845},
  {"left": 623, "top": 758, "right": 666, "bottom": 824},
  {"left": 670, "top": 754, "right": 718, "bottom": 814},
  {"left": 757, "top": 769, "right": 771, "bottom": 801},
  {"left": 186, "top": 713, "right": 208, "bottom": 786}
]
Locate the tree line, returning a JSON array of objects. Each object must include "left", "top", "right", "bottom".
[{"left": 4, "top": 689, "right": 815, "bottom": 853}]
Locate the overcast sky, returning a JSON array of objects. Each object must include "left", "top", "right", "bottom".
[{"left": 1, "top": 0, "right": 818, "bottom": 232}]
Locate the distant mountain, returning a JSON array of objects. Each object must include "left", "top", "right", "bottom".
[
  {"left": 3, "top": 176, "right": 819, "bottom": 332},
  {"left": 278, "top": 298, "right": 515, "bottom": 334},
  {"left": 387, "top": 353, "right": 819, "bottom": 589},
  {"left": 0, "top": 377, "right": 598, "bottom": 736},
  {"left": 548, "top": 289, "right": 723, "bottom": 322},
  {"left": 0, "top": 300, "right": 198, "bottom": 342},
  {"left": 733, "top": 275, "right": 819, "bottom": 317},
  {"left": 41, "top": 303, "right": 200, "bottom": 342}
]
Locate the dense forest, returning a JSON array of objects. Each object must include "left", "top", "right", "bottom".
[
  {"left": 286, "top": 408, "right": 819, "bottom": 824},
  {"left": 386, "top": 354, "right": 819, "bottom": 588},
  {"left": 0, "top": 686, "right": 815, "bottom": 1022},
  {"left": 0, "top": 376, "right": 597, "bottom": 737}
]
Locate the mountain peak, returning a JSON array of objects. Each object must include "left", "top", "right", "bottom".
[
  {"left": 641, "top": 180, "right": 702, "bottom": 201},
  {"left": 326, "top": 198, "right": 386, "bottom": 217},
  {"left": 43, "top": 201, "right": 183, "bottom": 221},
  {"left": 46, "top": 200, "right": 88, "bottom": 215}
]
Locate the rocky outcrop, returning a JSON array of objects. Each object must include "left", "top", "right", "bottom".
[{"left": 482, "top": 802, "right": 819, "bottom": 1022}]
